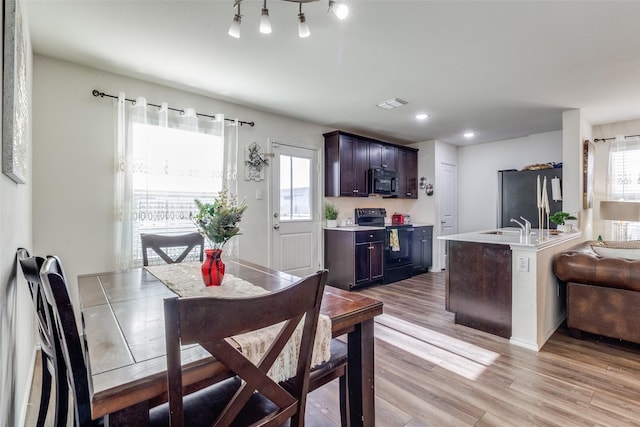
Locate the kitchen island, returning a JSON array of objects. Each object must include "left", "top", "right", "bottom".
[{"left": 439, "top": 228, "right": 583, "bottom": 350}]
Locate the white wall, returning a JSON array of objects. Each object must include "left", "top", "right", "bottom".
[
  {"left": 0, "top": 1, "right": 36, "bottom": 424},
  {"left": 457, "top": 130, "right": 563, "bottom": 233},
  {"left": 31, "top": 55, "right": 333, "bottom": 310}
]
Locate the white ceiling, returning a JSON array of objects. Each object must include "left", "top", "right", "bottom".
[{"left": 24, "top": 0, "right": 640, "bottom": 146}]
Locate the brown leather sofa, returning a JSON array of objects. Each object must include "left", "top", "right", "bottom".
[{"left": 553, "top": 240, "right": 640, "bottom": 344}]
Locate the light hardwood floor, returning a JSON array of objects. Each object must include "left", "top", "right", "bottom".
[{"left": 27, "top": 271, "right": 640, "bottom": 426}]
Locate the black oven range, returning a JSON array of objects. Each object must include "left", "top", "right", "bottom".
[{"left": 354, "top": 208, "right": 414, "bottom": 284}]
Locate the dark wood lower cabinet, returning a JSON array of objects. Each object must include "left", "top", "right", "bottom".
[
  {"left": 412, "top": 226, "right": 433, "bottom": 274},
  {"left": 325, "top": 229, "right": 385, "bottom": 290},
  {"left": 445, "top": 240, "right": 512, "bottom": 338}
]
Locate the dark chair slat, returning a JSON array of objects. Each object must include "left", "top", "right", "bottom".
[
  {"left": 39, "top": 256, "right": 102, "bottom": 427},
  {"left": 141, "top": 232, "right": 204, "bottom": 266}
]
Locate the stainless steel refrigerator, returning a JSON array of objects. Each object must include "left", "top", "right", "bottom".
[{"left": 498, "top": 168, "right": 563, "bottom": 229}]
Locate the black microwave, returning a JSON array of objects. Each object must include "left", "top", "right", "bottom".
[{"left": 367, "top": 168, "right": 397, "bottom": 195}]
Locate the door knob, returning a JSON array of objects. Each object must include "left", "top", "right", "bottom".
[{"left": 274, "top": 224, "right": 280, "bottom": 230}]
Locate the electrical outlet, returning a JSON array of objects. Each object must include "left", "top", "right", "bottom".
[{"left": 517, "top": 256, "right": 529, "bottom": 272}]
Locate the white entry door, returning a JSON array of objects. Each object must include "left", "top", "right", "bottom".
[
  {"left": 439, "top": 162, "right": 457, "bottom": 269},
  {"left": 270, "top": 142, "right": 320, "bottom": 277}
]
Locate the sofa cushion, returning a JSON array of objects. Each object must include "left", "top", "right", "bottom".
[
  {"left": 592, "top": 246, "right": 640, "bottom": 260},
  {"left": 596, "top": 240, "right": 640, "bottom": 249}
]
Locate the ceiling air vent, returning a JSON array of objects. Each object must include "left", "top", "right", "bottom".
[{"left": 376, "top": 98, "right": 409, "bottom": 110}]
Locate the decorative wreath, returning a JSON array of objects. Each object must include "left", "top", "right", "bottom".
[{"left": 245, "top": 142, "right": 269, "bottom": 172}]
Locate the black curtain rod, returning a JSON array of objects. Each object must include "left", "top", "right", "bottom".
[
  {"left": 91, "top": 89, "right": 255, "bottom": 127},
  {"left": 593, "top": 133, "right": 640, "bottom": 143}
]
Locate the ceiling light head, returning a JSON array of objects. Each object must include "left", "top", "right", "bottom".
[
  {"left": 298, "top": 4, "right": 310, "bottom": 38},
  {"left": 228, "top": 3, "right": 242, "bottom": 38},
  {"left": 260, "top": 2, "right": 272, "bottom": 34},
  {"left": 464, "top": 132, "right": 475, "bottom": 138},
  {"left": 415, "top": 113, "right": 429, "bottom": 120},
  {"left": 329, "top": 0, "right": 349, "bottom": 20}
]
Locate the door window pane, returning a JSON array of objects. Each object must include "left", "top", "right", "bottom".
[{"left": 280, "top": 154, "right": 311, "bottom": 221}]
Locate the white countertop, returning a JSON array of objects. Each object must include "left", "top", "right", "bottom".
[
  {"left": 325, "top": 223, "right": 435, "bottom": 231},
  {"left": 324, "top": 226, "right": 384, "bottom": 231},
  {"left": 437, "top": 227, "right": 582, "bottom": 249}
]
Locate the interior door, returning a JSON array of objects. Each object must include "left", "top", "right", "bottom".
[
  {"left": 270, "top": 142, "right": 320, "bottom": 277},
  {"left": 439, "top": 163, "right": 457, "bottom": 269}
]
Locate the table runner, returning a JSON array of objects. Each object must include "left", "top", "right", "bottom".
[{"left": 145, "top": 262, "right": 331, "bottom": 382}]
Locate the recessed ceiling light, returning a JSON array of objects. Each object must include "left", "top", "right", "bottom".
[
  {"left": 376, "top": 98, "right": 408, "bottom": 110},
  {"left": 464, "top": 132, "right": 475, "bottom": 138},
  {"left": 415, "top": 113, "right": 429, "bottom": 120}
]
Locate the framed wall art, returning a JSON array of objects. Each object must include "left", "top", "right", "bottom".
[
  {"left": 244, "top": 142, "right": 269, "bottom": 181},
  {"left": 583, "top": 139, "right": 594, "bottom": 209},
  {"left": 2, "top": 0, "right": 28, "bottom": 184}
]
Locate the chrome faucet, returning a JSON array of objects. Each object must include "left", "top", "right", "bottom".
[
  {"left": 511, "top": 218, "right": 526, "bottom": 236},
  {"left": 520, "top": 216, "right": 531, "bottom": 235}
]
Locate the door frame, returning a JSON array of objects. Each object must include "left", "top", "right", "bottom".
[{"left": 267, "top": 139, "right": 322, "bottom": 273}]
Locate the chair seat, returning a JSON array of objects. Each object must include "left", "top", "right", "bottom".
[
  {"left": 149, "top": 374, "right": 282, "bottom": 427},
  {"left": 309, "top": 339, "right": 347, "bottom": 383}
]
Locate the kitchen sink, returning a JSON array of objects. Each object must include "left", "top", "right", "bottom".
[{"left": 480, "top": 229, "right": 522, "bottom": 235}]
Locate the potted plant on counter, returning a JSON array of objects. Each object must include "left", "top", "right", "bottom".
[
  {"left": 550, "top": 211, "right": 577, "bottom": 232},
  {"left": 324, "top": 203, "right": 339, "bottom": 228}
]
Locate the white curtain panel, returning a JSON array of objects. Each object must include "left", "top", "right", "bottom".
[{"left": 114, "top": 93, "right": 236, "bottom": 269}]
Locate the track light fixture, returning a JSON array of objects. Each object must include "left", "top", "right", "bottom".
[
  {"left": 227, "top": 0, "right": 348, "bottom": 39},
  {"left": 298, "top": 3, "right": 310, "bottom": 38},
  {"left": 260, "top": 0, "right": 272, "bottom": 34},
  {"left": 328, "top": 0, "right": 348, "bottom": 19},
  {"left": 228, "top": 2, "right": 242, "bottom": 38}
]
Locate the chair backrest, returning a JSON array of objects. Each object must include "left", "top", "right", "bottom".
[
  {"left": 40, "top": 256, "right": 93, "bottom": 427},
  {"left": 17, "top": 248, "right": 54, "bottom": 359},
  {"left": 140, "top": 232, "right": 204, "bottom": 266},
  {"left": 17, "top": 248, "right": 69, "bottom": 427},
  {"left": 163, "top": 269, "right": 328, "bottom": 427}
]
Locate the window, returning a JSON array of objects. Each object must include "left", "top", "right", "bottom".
[
  {"left": 279, "top": 154, "right": 311, "bottom": 221},
  {"left": 608, "top": 138, "right": 640, "bottom": 238},
  {"left": 131, "top": 123, "right": 224, "bottom": 265}
]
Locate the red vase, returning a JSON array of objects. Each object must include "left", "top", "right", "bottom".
[{"left": 202, "top": 249, "right": 225, "bottom": 286}]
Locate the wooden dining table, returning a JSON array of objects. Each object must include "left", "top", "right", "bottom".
[{"left": 78, "top": 259, "right": 383, "bottom": 426}]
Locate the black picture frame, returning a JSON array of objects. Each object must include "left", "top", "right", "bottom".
[{"left": 2, "top": 0, "right": 28, "bottom": 184}]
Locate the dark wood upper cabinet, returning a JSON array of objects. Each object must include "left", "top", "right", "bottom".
[
  {"left": 324, "top": 130, "right": 418, "bottom": 198},
  {"left": 396, "top": 148, "right": 418, "bottom": 199},
  {"left": 369, "top": 142, "right": 397, "bottom": 171},
  {"left": 324, "top": 131, "right": 369, "bottom": 197}
]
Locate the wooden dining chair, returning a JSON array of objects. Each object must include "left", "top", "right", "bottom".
[
  {"left": 140, "top": 232, "right": 205, "bottom": 266},
  {"left": 148, "top": 270, "right": 328, "bottom": 427},
  {"left": 39, "top": 256, "right": 102, "bottom": 427},
  {"left": 17, "top": 248, "right": 69, "bottom": 427}
]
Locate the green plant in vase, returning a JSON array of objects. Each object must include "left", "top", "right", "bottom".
[
  {"left": 193, "top": 188, "right": 247, "bottom": 286},
  {"left": 324, "top": 203, "right": 339, "bottom": 228},
  {"left": 550, "top": 211, "right": 577, "bottom": 232}
]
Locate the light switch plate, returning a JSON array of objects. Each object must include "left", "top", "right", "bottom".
[{"left": 517, "top": 256, "right": 529, "bottom": 272}]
